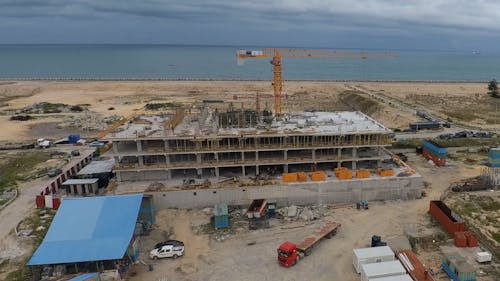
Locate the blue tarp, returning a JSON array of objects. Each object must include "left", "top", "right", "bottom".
[
  {"left": 28, "top": 194, "right": 143, "bottom": 265},
  {"left": 68, "top": 273, "right": 98, "bottom": 281}
]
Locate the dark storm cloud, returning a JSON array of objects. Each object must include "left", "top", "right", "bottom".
[{"left": 1, "top": 0, "right": 499, "bottom": 49}]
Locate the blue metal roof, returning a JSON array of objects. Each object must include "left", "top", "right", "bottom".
[
  {"left": 68, "top": 273, "right": 99, "bottom": 281},
  {"left": 28, "top": 194, "right": 143, "bottom": 265}
]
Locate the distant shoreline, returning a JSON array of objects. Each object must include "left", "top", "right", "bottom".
[{"left": 0, "top": 78, "right": 489, "bottom": 83}]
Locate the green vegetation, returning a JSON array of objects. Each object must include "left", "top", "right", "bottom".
[
  {"left": 339, "top": 91, "right": 381, "bottom": 115},
  {"left": 443, "top": 110, "right": 478, "bottom": 122},
  {"left": 0, "top": 151, "right": 51, "bottom": 193},
  {"left": 488, "top": 79, "right": 499, "bottom": 98},
  {"left": 41, "top": 102, "right": 65, "bottom": 113},
  {"left": 144, "top": 102, "right": 183, "bottom": 110},
  {"left": 493, "top": 232, "right": 500, "bottom": 243}
]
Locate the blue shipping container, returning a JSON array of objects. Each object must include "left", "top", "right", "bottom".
[
  {"left": 423, "top": 140, "right": 446, "bottom": 158},
  {"left": 214, "top": 215, "right": 229, "bottom": 229}
]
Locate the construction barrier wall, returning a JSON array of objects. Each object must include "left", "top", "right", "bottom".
[
  {"left": 429, "top": 201, "right": 466, "bottom": 235},
  {"left": 149, "top": 175, "right": 423, "bottom": 209}
]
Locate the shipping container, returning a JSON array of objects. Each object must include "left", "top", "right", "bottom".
[
  {"left": 353, "top": 246, "right": 395, "bottom": 274},
  {"left": 464, "top": 231, "right": 478, "bottom": 247},
  {"left": 454, "top": 232, "right": 467, "bottom": 247},
  {"left": 361, "top": 260, "right": 407, "bottom": 281},
  {"left": 429, "top": 201, "right": 466, "bottom": 235},
  {"left": 423, "top": 140, "right": 447, "bottom": 157},
  {"left": 214, "top": 203, "right": 229, "bottom": 229},
  {"left": 36, "top": 195, "right": 45, "bottom": 208},
  {"left": 487, "top": 148, "right": 500, "bottom": 167},
  {"left": 369, "top": 274, "right": 413, "bottom": 281},
  {"left": 410, "top": 122, "right": 440, "bottom": 130},
  {"left": 423, "top": 149, "right": 446, "bottom": 166},
  {"left": 396, "top": 249, "right": 436, "bottom": 281},
  {"left": 442, "top": 254, "right": 476, "bottom": 281}
]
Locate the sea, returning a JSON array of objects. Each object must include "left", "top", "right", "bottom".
[{"left": 0, "top": 44, "right": 498, "bottom": 81}]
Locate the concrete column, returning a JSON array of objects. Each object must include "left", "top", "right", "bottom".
[
  {"left": 352, "top": 161, "right": 357, "bottom": 171},
  {"left": 214, "top": 152, "right": 219, "bottom": 163},
  {"left": 77, "top": 184, "right": 83, "bottom": 195},
  {"left": 241, "top": 152, "right": 245, "bottom": 163},
  {"left": 256, "top": 166, "right": 259, "bottom": 175},
  {"left": 196, "top": 154, "right": 201, "bottom": 164},
  {"left": 114, "top": 156, "right": 120, "bottom": 164},
  {"left": 116, "top": 171, "right": 122, "bottom": 182},
  {"left": 166, "top": 155, "right": 171, "bottom": 165},
  {"left": 137, "top": 140, "right": 143, "bottom": 152},
  {"left": 352, "top": 147, "right": 357, "bottom": 158},
  {"left": 377, "top": 159, "right": 382, "bottom": 168},
  {"left": 256, "top": 151, "right": 259, "bottom": 161},
  {"left": 337, "top": 161, "right": 342, "bottom": 168},
  {"left": 164, "top": 140, "right": 169, "bottom": 151},
  {"left": 138, "top": 156, "right": 144, "bottom": 166},
  {"left": 312, "top": 149, "right": 316, "bottom": 161},
  {"left": 112, "top": 142, "right": 118, "bottom": 153},
  {"left": 215, "top": 167, "right": 219, "bottom": 178},
  {"left": 197, "top": 168, "right": 202, "bottom": 178},
  {"left": 284, "top": 150, "right": 288, "bottom": 160},
  {"left": 242, "top": 166, "right": 246, "bottom": 176},
  {"left": 167, "top": 170, "right": 172, "bottom": 180},
  {"left": 337, "top": 148, "right": 342, "bottom": 160},
  {"left": 284, "top": 164, "right": 289, "bottom": 173}
]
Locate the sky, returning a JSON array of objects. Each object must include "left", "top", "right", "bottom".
[{"left": 1, "top": 0, "right": 500, "bottom": 51}]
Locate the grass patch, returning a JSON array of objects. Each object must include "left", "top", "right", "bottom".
[
  {"left": 493, "top": 232, "right": 500, "bottom": 243},
  {"left": 339, "top": 91, "right": 381, "bottom": 115},
  {"left": 443, "top": 110, "right": 478, "bottom": 122},
  {"left": 392, "top": 139, "right": 422, "bottom": 149},
  {"left": 0, "top": 151, "right": 51, "bottom": 193}
]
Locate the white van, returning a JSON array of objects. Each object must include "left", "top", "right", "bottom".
[{"left": 150, "top": 245, "right": 184, "bottom": 260}]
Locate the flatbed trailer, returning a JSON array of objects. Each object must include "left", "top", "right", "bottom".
[{"left": 277, "top": 221, "right": 341, "bottom": 267}]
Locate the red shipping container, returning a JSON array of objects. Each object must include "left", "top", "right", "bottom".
[
  {"left": 429, "top": 201, "right": 466, "bottom": 235},
  {"left": 35, "top": 195, "right": 45, "bottom": 208},
  {"left": 464, "top": 231, "right": 478, "bottom": 247},
  {"left": 423, "top": 149, "right": 446, "bottom": 166},
  {"left": 454, "top": 232, "right": 467, "bottom": 247},
  {"left": 52, "top": 198, "right": 61, "bottom": 210}
]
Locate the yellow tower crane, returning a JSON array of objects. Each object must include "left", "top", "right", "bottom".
[{"left": 237, "top": 48, "right": 397, "bottom": 116}]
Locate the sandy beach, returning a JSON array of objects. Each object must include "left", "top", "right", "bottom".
[{"left": 0, "top": 80, "right": 493, "bottom": 142}]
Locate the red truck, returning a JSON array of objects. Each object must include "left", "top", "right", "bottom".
[{"left": 277, "top": 221, "right": 341, "bottom": 267}]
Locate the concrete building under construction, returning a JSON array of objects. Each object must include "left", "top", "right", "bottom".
[{"left": 103, "top": 106, "right": 395, "bottom": 182}]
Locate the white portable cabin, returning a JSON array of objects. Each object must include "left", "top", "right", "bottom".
[
  {"left": 360, "top": 260, "right": 406, "bottom": 281},
  {"left": 353, "top": 246, "right": 395, "bottom": 273},
  {"left": 369, "top": 274, "right": 413, "bottom": 281}
]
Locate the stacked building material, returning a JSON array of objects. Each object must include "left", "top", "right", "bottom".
[
  {"left": 356, "top": 170, "right": 371, "bottom": 178},
  {"left": 442, "top": 254, "right": 476, "bottom": 281},
  {"left": 335, "top": 167, "right": 353, "bottom": 180},
  {"left": 296, "top": 172, "right": 307, "bottom": 182},
  {"left": 396, "top": 249, "right": 436, "bottom": 281},
  {"left": 310, "top": 171, "right": 326, "bottom": 181},
  {"left": 360, "top": 260, "right": 407, "bottom": 281},
  {"left": 422, "top": 140, "right": 446, "bottom": 166},
  {"left": 376, "top": 169, "right": 394, "bottom": 177},
  {"left": 282, "top": 173, "right": 298, "bottom": 183},
  {"left": 428, "top": 201, "right": 465, "bottom": 235},
  {"left": 214, "top": 203, "right": 229, "bottom": 229}
]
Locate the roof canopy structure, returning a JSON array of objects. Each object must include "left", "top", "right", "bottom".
[{"left": 28, "top": 194, "right": 143, "bottom": 265}]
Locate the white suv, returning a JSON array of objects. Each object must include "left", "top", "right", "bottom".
[{"left": 150, "top": 244, "right": 184, "bottom": 260}]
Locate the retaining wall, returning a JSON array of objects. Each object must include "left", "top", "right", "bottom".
[{"left": 150, "top": 175, "right": 423, "bottom": 209}]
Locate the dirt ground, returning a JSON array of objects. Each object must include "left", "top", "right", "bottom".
[
  {"left": 3, "top": 81, "right": 491, "bottom": 142},
  {"left": 124, "top": 154, "right": 498, "bottom": 281}
]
